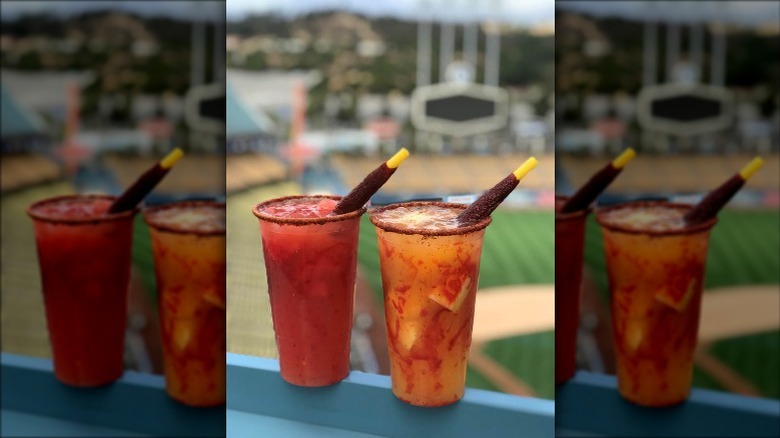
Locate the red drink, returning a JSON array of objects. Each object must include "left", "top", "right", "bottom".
[
  {"left": 555, "top": 195, "right": 590, "bottom": 384},
  {"left": 27, "top": 195, "right": 136, "bottom": 386},
  {"left": 143, "top": 201, "right": 226, "bottom": 406},
  {"left": 252, "top": 195, "right": 365, "bottom": 386}
]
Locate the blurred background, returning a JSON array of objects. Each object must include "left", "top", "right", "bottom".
[
  {"left": 225, "top": 0, "right": 556, "bottom": 399},
  {"left": 1, "top": 1, "right": 225, "bottom": 376},
  {"left": 7, "top": 0, "right": 771, "bottom": 406},
  {"left": 555, "top": 1, "right": 779, "bottom": 400}
]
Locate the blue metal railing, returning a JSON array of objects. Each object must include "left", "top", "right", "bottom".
[
  {"left": 227, "top": 353, "right": 555, "bottom": 438},
  {"left": 556, "top": 371, "right": 780, "bottom": 437},
  {"left": 6, "top": 352, "right": 775, "bottom": 437},
  {"left": 1, "top": 353, "right": 224, "bottom": 437}
]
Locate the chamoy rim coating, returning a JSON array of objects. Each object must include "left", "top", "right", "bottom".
[
  {"left": 142, "top": 199, "right": 226, "bottom": 236},
  {"left": 555, "top": 194, "right": 591, "bottom": 221},
  {"left": 27, "top": 194, "right": 137, "bottom": 225},
  {"left": 596, "top": 200, "right": 717, "bottom": 236},
  {"left": 369, "top": 201, "right": 492, "bottom": 236},
  {"left": 252, "top": 194, "right": 366, "bottom": 226}
]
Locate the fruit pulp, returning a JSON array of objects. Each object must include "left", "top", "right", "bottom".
[
  {"left": 555, "top": 196, "right": 589, "bottom": 384},
  {"left": 255, "top": 196, "right": 363, "bottom": 387},
  {"left": 145, "top": 201, "right": 226, "bottom": 406},
  {"left": 28, "top": 195, "right": 135, "bottom": 386},
  {"left": 370, "top": 202, "right": 489, "bottom": 407},
  {"left": 597, "top": 201, "right": 715, "bottom": 406}
]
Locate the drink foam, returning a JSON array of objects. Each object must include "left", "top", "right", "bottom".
[
  {"left": 600, "top": 205, "right": 687, "bottom": 232},
  {"left": 147, "top": 204, "right": 225, "bottom": 233},
  {"left": 32, "top": 198, "right": 112, "bottom": 219},
  {"left": 372, "top": 205, "right": 462, "bottom": 231},
  {"left": 260, "top": 198, "right": 337, "bottom": 219}
]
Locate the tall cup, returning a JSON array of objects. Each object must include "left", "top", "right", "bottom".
[
  {"left": 555, "top": 195, "right": 590, "bottom": 384},
  {"left": 253, "top": 195, "right": 365, "bottom": 387},
  {"left": 144, "top": 200, "right": 226, "bottom": 406},
  {"left": 369, "top": 201, "right": 491, "bottom": 407},
  {"left": 596, "top": 200, "right": 716, "bottom": 406},
  {"left": 28, "top": 195, "right": 136, "bottom": 386}
]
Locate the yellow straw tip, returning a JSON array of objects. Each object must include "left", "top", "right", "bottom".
[
  {"left": 612, "top": 148, "right": 636, "bottom": 169},
  {"left": 386, "top": 147, "right": 410, "bottom": 169},
  {"left": 160, "top": 148, "right": 184, "bottom": 169},
  {"left": 513, "top": 157, "right": 539, "bottom": 180},
  {"left": 739, "top": 157, "right": 764, "bottom": 180}
]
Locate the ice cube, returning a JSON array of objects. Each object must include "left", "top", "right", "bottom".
[{"left": 316, "top": 199, "right": 338, "bottom": 215}]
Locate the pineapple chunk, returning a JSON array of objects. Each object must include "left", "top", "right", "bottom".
[
  {"left": 202, "top": 287, "right": 226, "bottom": 309},
  {"left": 428, "top": 277, "right": 472, "bottom": 312},
  {"left": 172, "top": 319, "right": 194, "bottom": 353},
  {"left": 625, "top": 321, "right": 645, "bottom": 353},
  {"left": 397, "top": 319, "right": 422, "bottom": 352},
  {"left": 654, "top": 278, "right": 697, "bottom": 312}
]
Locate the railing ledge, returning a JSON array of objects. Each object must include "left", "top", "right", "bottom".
[
  {"left": 556, "top": 371, "right": 780, "bottom": 437},
  {"left": 0, "top": 352, "right": 224, "bottom": 437},
  {"left": 227, "top": 352, "right": 554, "bottom": 438}
]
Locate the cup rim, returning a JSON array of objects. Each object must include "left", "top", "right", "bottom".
[
  {"left": 555, "top": 194, "right": 591, "bottom": 221},
  {"left": 142, "top": 199, "right": 226, "bottom": 236},
  {"left": 27, "top": 194, "right": 137, "bottom": 225},
  {"left": 595, "top": 200, "right": 718, "bottom": 236},
  {"left": 368, "top": 201, "right": 492, "bottom": 236},
  {"left": 252, "top": 194, "right": 366, "bottom": 226}
]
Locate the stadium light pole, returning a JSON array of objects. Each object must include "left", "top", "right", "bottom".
[{"left": 190, "top": 1, "right": 205, "bottom": 87}]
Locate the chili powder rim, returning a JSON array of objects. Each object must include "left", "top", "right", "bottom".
[
  {"left": 595, "top": 200, "right": 718, "bottom": 236},
  {"left": 369, "top": 201, "right": 492, "bottom": 236},
  {"left": 252, "top": 194, "right": 366, "bottom": 226},
  {"left": 27, "top": 194, "right": 138, "bottom": 225},
  {"left": 142, "top": 199, "right": 226, "bottom": 236},
  {"left": 555, "top": 194, "right": 592, "bottom": 222}
]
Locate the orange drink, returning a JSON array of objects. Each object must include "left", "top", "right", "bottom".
[
  {"left": 597, "top": 201, "right": 716, "bottom": 406},
  {"left": 369, "top": 202, "right": 491, "bottom": 407},
  {"left": 143, "top": 201, "right": 226, "bottom": 406}
]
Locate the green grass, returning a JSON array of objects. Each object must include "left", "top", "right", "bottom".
[
  {"left": 691, "top": 331, "right": 780, "bottom": 397},
  {"left": 483, "top": 332, "right": 555, "bottom": 399},
  {"left": 584, "top": 210, "right": 780, "bottom": 299},
  {"left": 583, "top": 210, "right": 780, "bottom": 399},
  {"left": 465, "top": 368, "right": 500, "bottom": 393},
  {"left": 131, "top": 215, "right": 157, "bottom": 303},
  {"left": 480, "top": 210, "right": 555, "bottom": 287},
  {"left": 357, "top": 209, "right": 555, "bottom": 399},
  {"left": 359, "top": 210, "right": 555, "bottom": 305},
  {"left": 707, "top": 331, "right": 780, "bottom": 398}
]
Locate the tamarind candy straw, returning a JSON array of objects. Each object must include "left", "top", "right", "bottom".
[
  {"left": 107, "top": 148, "right": 184, "bottom": 214},
  {"left": 456, "top": 157, "right": 539, "bottom": 226},
  {"left": 560, "top": 148, "right": 636, "bottom": 213},
  {"left": 684, "top": 157, "right": 764, "bottom": 225},
  {"left": 330, "top": 148, "right": 410, "bottom": 215}
]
